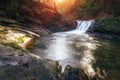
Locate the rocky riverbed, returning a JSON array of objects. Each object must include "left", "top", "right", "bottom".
[{"left": 0, "top": 16, "right": 113, "bottom": 80}]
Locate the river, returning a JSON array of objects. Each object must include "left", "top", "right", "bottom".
[{"left": 30, "top": 20, "right": 120, "bottom": 80}]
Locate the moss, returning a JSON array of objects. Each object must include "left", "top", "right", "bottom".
[
  {"left": 0, "top": 25, "right": 33, "bottom": 51},
  {"left": 94, "top": 17, "right": 120, "bottom": 35},
  {"left": 7, "top": 42, "right": 22, "bottom": 50},
  {"left": 0, "top": 25, "right": 5, "bottom": 39}
]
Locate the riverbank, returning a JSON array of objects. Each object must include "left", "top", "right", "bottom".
[
  {"left": 88, "top": 17, "right": 120, "bottom": 40},
  {"left": 0, "top": 27, "right": 108, "bottom": 80},
  {"left": 0, "top": 16, "right": 109, "bottom": 80},
  {"left": 0, "top": 1, "right": 119, "bottom": 80}
]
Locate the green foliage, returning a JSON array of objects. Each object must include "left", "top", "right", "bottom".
[
  {"left": 94, "top": 17, "right": 120, "bottom": 34},
  {"left": 8, "top": 42, "right": 22, "bottom": 50},
  {"left": 76, "top": 0, "right": 99, "bottom": 19},
  {"left": 75, "top": 0, "right": 120, "bottom": 19}
]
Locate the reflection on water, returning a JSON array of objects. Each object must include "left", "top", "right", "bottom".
[
  {"left": 36, "top": 32, "right": 98, "bottom": 77},
  {"left": 94, "top": 39, "right": 120, "bottom": 80},
  {"left": 30, "top": 20, "right": 119, "bottom": 79},
  {"left": 31, "top": 20, "right": 98, "bottom": 77},
  {"left": 33, "top": 34, "right": 120, "bottom": 80}
]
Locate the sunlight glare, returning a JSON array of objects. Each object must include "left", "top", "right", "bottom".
[
  {"left": 56, "top": 0, "right": 64, "bottom": 3},
  {"left": 5, "top": 30, "right": 33, "bottom": 49}
]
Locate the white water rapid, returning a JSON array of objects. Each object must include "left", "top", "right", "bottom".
[
  {"left": 76, "top": 20, "right": 94, "bottom": 33},
  {"left": 36, "top": 20, "right": 97, "bottom": 77}
]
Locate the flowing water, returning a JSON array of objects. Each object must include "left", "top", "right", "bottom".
[
  {"left": 94, "top": 39, "right": 120, "bottom": 80},
  {"left": 33, "top": 20, "right": 97, "bottom": 77},
  {"left": 31, "top": 20, "right": 120, "bottom": 79}
]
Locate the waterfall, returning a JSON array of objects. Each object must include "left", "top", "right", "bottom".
[
  {"left": 42, "top": 20, "right": 96, "bottom": 77},
  {"left": 76, "top": 20, "right": 94, "bottom": 33},
  {"left": 65, "top": 20, "right": 94, "bottom": 34}
]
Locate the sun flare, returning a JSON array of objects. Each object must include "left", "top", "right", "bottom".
[
  {"left": 39, "top": 0, "right": 76, "bottom": 14},
  {"left": 55, "top": 0, "right": 64, "bottom": 3}
]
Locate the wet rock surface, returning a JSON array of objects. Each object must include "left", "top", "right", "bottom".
[
  {"left": 0, "top": 40, "right": 109, "bottom": 80},
  {"left": 0, "top": 17, "right": 109, "bottom": 80},
  {"left": 87, "top": 18, "right": 120, "bottom": 40},
  {"left": 0, "top": 44, "right": 58, "bottom": 80},
  {"left": 0, "top": 16, "right": 52, "bottom": 37},
  {"left": 0, "top": 1, "right": 116, "bottom": 79}
]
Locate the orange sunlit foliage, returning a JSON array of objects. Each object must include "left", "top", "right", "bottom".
[
  {"left": 55, "top": 0, "right": 64, "bottom": 3},
  {"left": 55, "top": 0, "right": 76, "bottom": 14},
  {"left": 37, "top": 0, "right": 77, "bottom": 14}
]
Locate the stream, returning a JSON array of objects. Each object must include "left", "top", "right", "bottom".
[
  {"left": 94, "top": 39, "right": 120, "bottom": 80},
  {"left": 32, "top": 20, "right": 98, "bottom": 77},
  {"left": 0, "top": 19, "right": 120, "bottom": 80},
  {"left": 30, "top": 20, "right": 120, "bottom": 80}
]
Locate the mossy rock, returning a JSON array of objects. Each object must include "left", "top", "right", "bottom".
[{"left": 93, "top": 17, "right": 120, "bottom": 35}]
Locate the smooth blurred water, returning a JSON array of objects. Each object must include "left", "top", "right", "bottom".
[
  {"left": 31, "top": 20, "right": 120, "bottom": 79},
  {"left": 32, "top": 20, "right": 97, "bottom": 76},
  {"left": 33, "top": 34, "right": 120, "bottom": 80},
  {"left": 94, "top": 39, "right": 120, "bottom": 80}
]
